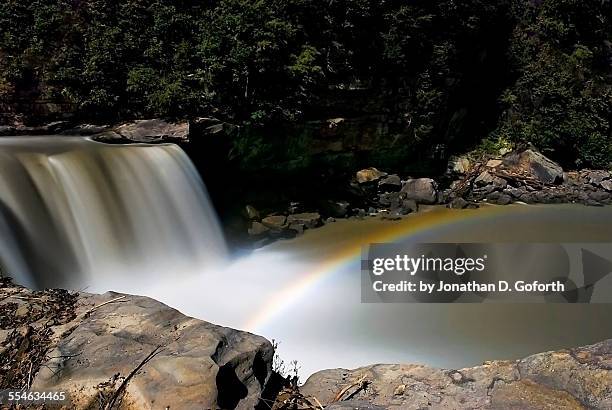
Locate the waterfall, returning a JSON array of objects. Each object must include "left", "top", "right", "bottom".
[{"left": 0, "top": 136, "right": 227, "bottom": 289}]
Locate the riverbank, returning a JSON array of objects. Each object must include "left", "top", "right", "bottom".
[{"left": 1, "top": 277, "right": 611, "bottom": 409}]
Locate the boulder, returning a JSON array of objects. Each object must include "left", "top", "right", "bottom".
[
  {"left": 95, "top": 119, "right": 190, "bottom": 143},
  {"left": 502, "top": 149, "right": 564, "bottom": 185},
  {"left": 301, "top": 339, "right": 612, "bottom": 409},
  {"left": 245, "top": 205, "right": 260, "bottom": 220},
  {"left": 262, "top": 215, "right": 288, "bottom": 230},
  {"left": 378, "top": 175, "right": 402, "bottom": 192},
  {"left": 400, "top": 178, "right": 437, "bottom": 205},
  {"left": 474, "top": 171, "right": 508, "bottom": 189},
  {"left": 447, "top": 197, "right": 470, "bottom": 209},
  {"left": 321, "top": 200, "right": 350, "bottom": 218},
  {"left": 248, "top": 221, "right": 270, "bottom": 236},
  {"left": 399, "top": 199, "right": 418, "bottom": 214},
  {"left": 0, "top": 280, "right": 274, "bottom": 410},
  {"left": 356, "top": 168, "right": 387, "bottom": 184},
  {"left": 286, "top": 212, "right": 321, "bottom": 229}
]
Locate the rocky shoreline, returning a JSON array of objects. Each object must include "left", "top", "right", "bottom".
[
  {"left": 1, "top": 278, "right": 611, "bottom": 409},
  {"left": 244, "top": 147, "right": 612, "bottom": 246}
]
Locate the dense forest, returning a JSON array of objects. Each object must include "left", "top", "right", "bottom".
[{"left": 0, "top": 0, "right": 610, "bottom": 168}]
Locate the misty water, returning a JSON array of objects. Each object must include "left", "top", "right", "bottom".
[{"left": 1, "top": 137, "right": 612, "bottom": 378}]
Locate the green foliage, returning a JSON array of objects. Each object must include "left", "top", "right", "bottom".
[
  {"left": 0, "top": 0, "right": 610, "bottom": 168},
  {"left": 495, "top": 0, "right": 612, "bottom": 168}
]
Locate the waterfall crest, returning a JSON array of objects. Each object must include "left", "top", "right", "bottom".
[{"left": 0, "top": 136, "right": 227, "bottom": 289}]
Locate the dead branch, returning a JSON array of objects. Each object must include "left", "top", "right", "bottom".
[
  {"left": 104, "top": 344, "right": 164, "bottom": 410},
  {"left": 86, "top": 296, "right": 127, "bottom": 317},
  {"left": 332, "top": 375, "right": 368, "bottom": 402}
]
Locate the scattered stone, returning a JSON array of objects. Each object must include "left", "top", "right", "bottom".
[
  {"left": 262, "top": 215, "right": 287, "bottom": 230},
  {"left": 286, "top": 212, "right": 321, "bottom": 229},
  {"left": 325, "top": 217, "right": 336, "bottom": 224},
  {"left": 356, "top": 167, "right": 387, "bottom": 184},
  {"left": 401, "top": 178, "right": 437, "bottom": 204},
  {"left": 378, "top": 174, "right": 402, "bottom": 192}
]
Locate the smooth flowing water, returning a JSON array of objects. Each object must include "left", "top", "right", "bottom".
[
  {"left": 0, "top": 137, "right": 227, "bottom": 288},
  {"left": 2, "top": 137, "right": 612, "bottom": 379}
]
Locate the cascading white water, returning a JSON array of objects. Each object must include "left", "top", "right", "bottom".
[{"left": 0, "top": 136, "right": 227, "bottom": 289}]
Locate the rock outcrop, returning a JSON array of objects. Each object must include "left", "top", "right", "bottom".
[
  {"left": 0, "top": 278, "right": 274, "bottom": 410},
  {"left": 301, "top": 340, "right": 612, "bottom": 409},
  {"left": 400, "top": 178, "right": 438, "bottom": 205},
  {"left": 94, "top": 119, "right": 190, "bottom": 144}
]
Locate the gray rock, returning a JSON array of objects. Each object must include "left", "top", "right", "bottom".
[
  {"left": 400, "top": 199, "right": 418, "bottom": 214},
  {"left": 601, "top": 180, "right": 612, "bottom": 192},
  {"left": 356, "top": 168, "right": 387, "bottom": 184},
  {"left": 262, "top": 215, "right": 287, "bottom": 230},
  {"left": 486, "top": 192, "right": 513, "bottom": 205},
  {"left": 326, "top": 400, "right": 386, "bottom": 410},
  {"left": 301, "top": 340, "right": 612, "bottom": 410},
  {"left": 95, "top": 119, "right": 190, "bottom": 143},
  {"left": 448, "top": 197, "right": 469, "bottom": 209},
  {"left": 401, "top": 178, "right": 437, "bottom": 204},
  {"left": 322, "top": 200, "right": 350, "bottom": 218},
  {"left": 378, "top": 174, "right": 402, "bottom": 192},
  {"left": 287, "top": 212, "right": 321, "bottom": 229},
  {"left": 474, "top": 171, "right": 508, "bottom": 189},
  {"left": 502, "top": 149, "right": 564, "bottom": 185},
  {"left": 248, "top": 221, "right": 270, "bottom": 236},
  {"left": 288, "top": 223, "right": 305, "bottom": 235}
]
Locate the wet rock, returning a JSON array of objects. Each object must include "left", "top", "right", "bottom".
[
  {"left": 356, "top": 168, "right": 387, "bottom": 184},
  {"left": 401, "top": 178, "right": 437, "bottom": 205},
  {"left": 378, "top": 175, "right": 402, "bottom": 192},
  {"left": 286, "top": 212, "right": 321, "bottom": 229},
  {"left": 502, "top": 149, "right": 564, "bottom": 185},
  {"left": 325, "top": 217, "right": 336, "bottom": 224},
  {"left": 262, "top": 215, "right": 288, "bottom": 230},
  {"left": 301, "top": 339, "right": 612, "bottom": 410},
  {"left": 248, "top": 221, "right": 270, "bottom": 236}
]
